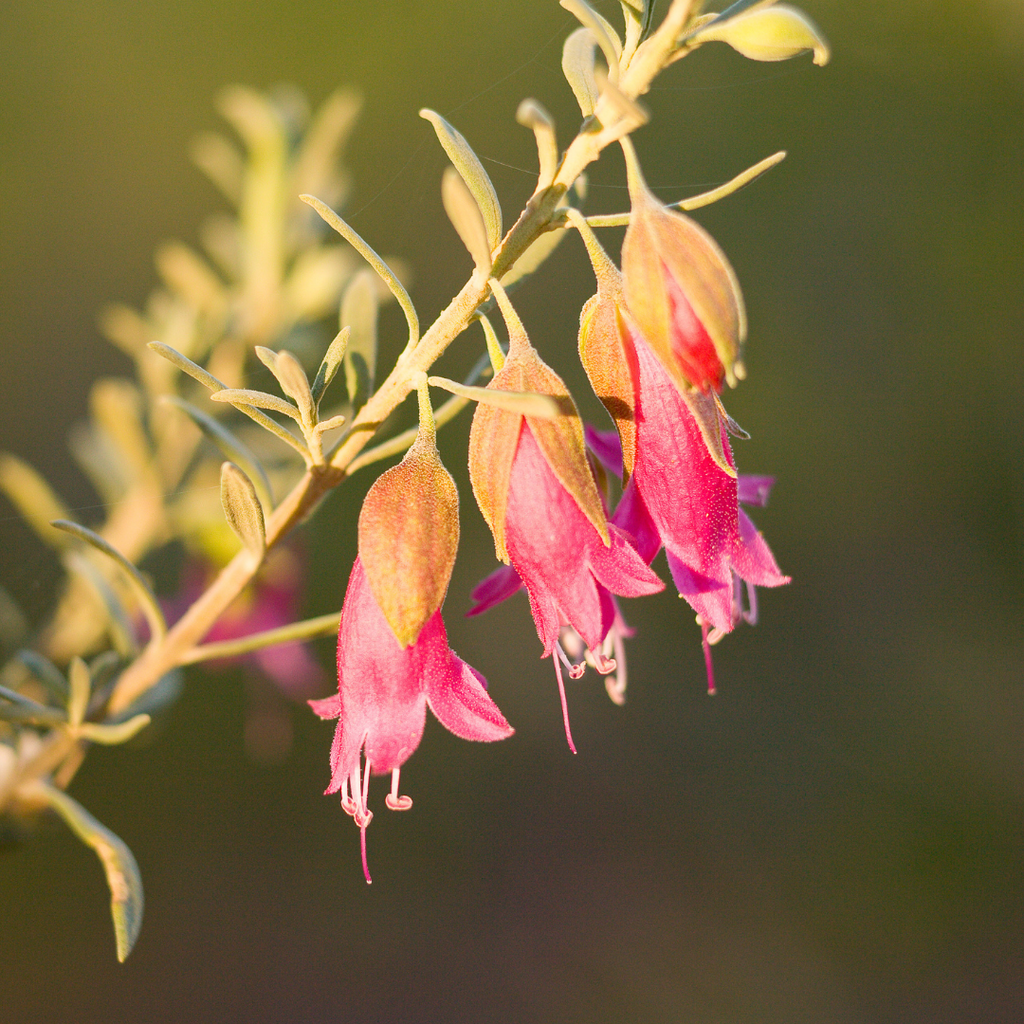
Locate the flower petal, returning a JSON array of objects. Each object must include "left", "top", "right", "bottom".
[
  {"left": 732, "top": 509, "right": 790, "bottom": 588},
  {"left": 467, "top": 563, "right": 524, "bottom": 617},
  {"left": 737, "top": 474, "right": 775, "bottom": 508},
  {"left": 426, "top": 657, "right": 514, "bottom": 742},
  {"left": 666, "top": 552, "right": 734, "bottom": 632}
]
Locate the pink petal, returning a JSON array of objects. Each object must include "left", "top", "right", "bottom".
[
  {"left": 308, "top": 694, "right": 341, "bottom": 719},
  {"left": 584, "top": 424, "right": 623, "bottom": 478},
  {"left": 737, "top": 475, "right": 775, "bottom": 508},
  {"left": 426, "top": 657, "right": 514, "bottom": 742},
  {"left": 611, "top": 476, "right": 662, "bottom": 565},
  {"left": 466, "top": 563, "right": 524, "bottom": 617},
  {"left": 666, "top": 551, "right": 734, "bottom": 632},
  {"left": 632, "top": 333, "right": 737, "bottom": 585},
  {"left": 732, "top": 510, "right": 790, "bottom": 588}
]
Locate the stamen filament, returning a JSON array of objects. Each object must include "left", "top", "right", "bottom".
[
  {"left": 552, "top": 650, "right": 578, "bottom": 754},
  {"left": 700, "top": 619, "right": 717, "bottom": 696},
  {"left": 360, "top": 823, "right": 372, "bottom": 886}
]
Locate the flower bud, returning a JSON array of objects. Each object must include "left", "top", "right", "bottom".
[
  {"left": 621, "top": 141, "right": 746, "bottom": 393},
  {"left": 578, "top": 290, "right": 638, "bottom": 479},
  {"left": 689, "top": 5, "right": 830, "bottom": 67},
  {"left": 469, "top": 334, "right": 609, "bottom": 563},
  {"left": 357, "top": 430, "right": 459, "bottom": 648}
]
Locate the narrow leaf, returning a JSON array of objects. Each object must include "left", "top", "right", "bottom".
[
  {"left": 34, "top": 781, "right": 144, "bottom": 962},
  {"left": 67, "top": 656, "right": 91, "bottom": 729},
  {"left": 161, "top": 396, "right": 273, "bottom": 510},
  {"left": 181, "top": 611, "right": 341, "bottom": 664},
  {"left": 51, "top": 522, "right": 167, "bottom": 643},
  {"left": 274, "top": 351, "right": 316, "bottom": 427},
  {"left": 310, "top": 327, "right": 351, "bottom": 406},
  {"left": 146, "top": 341, "right": 224, "bottom": 392},
  {"left": 420, "top": 110, "right": 502, "bottom": 250},
  {"left": 0, "top": 454, "right": 72, "bottom": 549},
  {"left": 587, "top": 151, "right": 787, "bottom": 227},
  {"left": 220, "top": 463, "right": 266, "bottom": 556},
  {"left": 210, "top": 388, "right": 301, "bottom": 420},
  {"left": 561, "top": 0, "right": 622, "bottom": 77},
  {"left": 689, "top": 4, "right": 830, "bottom": 66},
  {"left": 562, "top": 27, "right": 599, "bottom": 116},
  {"left": 516, "top": 100, "right": 559, "bottom": 188},
  {"left": 78, "top": 714, "right": 151, "bottom": 745},
  {"left": 442, "top": 166, "right": 492, "bottom": 275},
  {"left": 147, "top": 344, "right": 310, "bottom": 458},
  {"left": 15, "top": 650, "right": 69, "bottom": 703},
  {"left": 300, "top": 194, "right": 419, "bottom": 346},
  {"left": 341, "top": 270, "right": 379, "bottom": 409},
  {"left": 427, "top": 376, "right": 560, "bottom": 419},
  {"left": 63, "top": 551, "right": 139, "bottom": 657}
]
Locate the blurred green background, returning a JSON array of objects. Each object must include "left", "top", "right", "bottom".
[{"left": 2, "top": 1, "right": 1022, "bottom": 1021}]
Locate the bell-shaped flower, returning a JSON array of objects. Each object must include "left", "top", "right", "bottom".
[
  {"left": 311, "top": 559, "right": 512, "bottom": 882},
  {"left": 619, "top": 137, "right": 746, "bottom": 394},
  {"left": 311, "top": 377, "right": 512, "bottom": 881},
  {"left": 469, "top": 280, "right": 662, "bottom": 750}
]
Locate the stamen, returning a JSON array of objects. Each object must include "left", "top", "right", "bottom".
[
  {"left": 385, "top": 767, "right": 413, "bottom": 811},
  {"left": 700, "top": 619, "right": 717, "bottom": 696},
  {"left": 552, "top": 651, "right": 578, "bottom": 754},
  {"left": 731, "top": 575, "right": 744, "bottom": 629},
  {"left": 589, "top": 650, "right": 618, "bottom": 676},
  {"left": 604, "top": 625, "right": 628, "bottom": 706},
  {"left": 744, "top": 580, "right": 759, "bottom": 626},
  {"left": 341, "top": 764, "right": 361, "bottom": 817},
  {"left": 361, "top": 756, "right": 372, "bottom": 808},
  {"left": 360, "top": 823, "right": 372, "bottom": 885}
]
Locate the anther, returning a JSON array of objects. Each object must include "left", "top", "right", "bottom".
[{"left": 385, "top": 767, "right": 413, "bottom": 811}]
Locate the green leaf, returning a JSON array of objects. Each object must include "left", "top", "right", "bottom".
[
  {"left": 148, "top": 343, "right": 309, "bottom": 460},
  {"left": 426, "top": 376, "right": 561, "bottom": 419},
  {"left": 210, "top": 388, "right": 301, "bottom": 420},
  {"left": 441, "top": 166, "right": 492, "bottom": 276},
  {"left": 181, "top": 611, "right": 341, "bottom": 664},
  {"left": 161, "top": 395, "right": 273, "bottom": 510},
  {"left": 104, "top": 670, "right": 182, "bottom": 726},
  {"left": 562, "top": 27, "right": 600, "bottom": 116},
  {"left": 419, "top": 110, "right": 502, "bottom": 251},
  {"left": 14, "top": 650, "right": 69, "bottom": 703},
  {"left": 62, "top": 550, "right": 139, "bottom": 658},
  {"left": 300, "top": 195, "right": 419, "bottom": 347},
  {"left": 341, "top": 270, "right": 379, "bottom": 409},
  {"left": 0, "top": 454, "right": 72, "bottom": 550},
  {"left": 67, "top": 656, "right": 91, "bottom": 729},
  {"left": 310, "top": 327, "right": 351, "bottom": 406},
  {"left": 0, "top": 683, "right": 66, "bottom": 727},
  {"left": 560, "top": 0, "right": 622, "bottom": 76},
  {"left": 34, "top": 781, "right": 144, "bottom": 962},
  {"left": 220, "top": 463, "right": 267, "bottom": 556},
  {"left": 78, "top": 714, "right": 151, "bottom": 745},
  {"left": 50, "top": 521, "right": 167, "bottom": 643}
]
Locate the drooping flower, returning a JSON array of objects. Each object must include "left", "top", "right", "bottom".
[
  {"left": 619, "top": 136, "right": 746, "bottom": 395},
  {"left": 311, "top": 558, "right": 512, "bottom": 883},
  {"left": 469, "top": 280, "right": 662, "bottom": 750},
  {"left": 570, "top": 193, "right": 788, "bottom": 694},
  {"left": 311, "top": 374, "right": 512, "bottom": 882}
]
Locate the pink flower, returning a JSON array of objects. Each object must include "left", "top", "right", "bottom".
[
  {"left": 503, "top": 421, "right": 662, "bottom": 658},
  {"left": 310, "top": 557, "right": 512, "bottom": 883},
  {"left": 630, "top": 329, "right": 789, "bottom": 644}
]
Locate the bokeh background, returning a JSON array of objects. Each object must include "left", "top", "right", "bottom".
[{"left": 2, "top": 1, "right": 1022, "bottom": 1021}]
